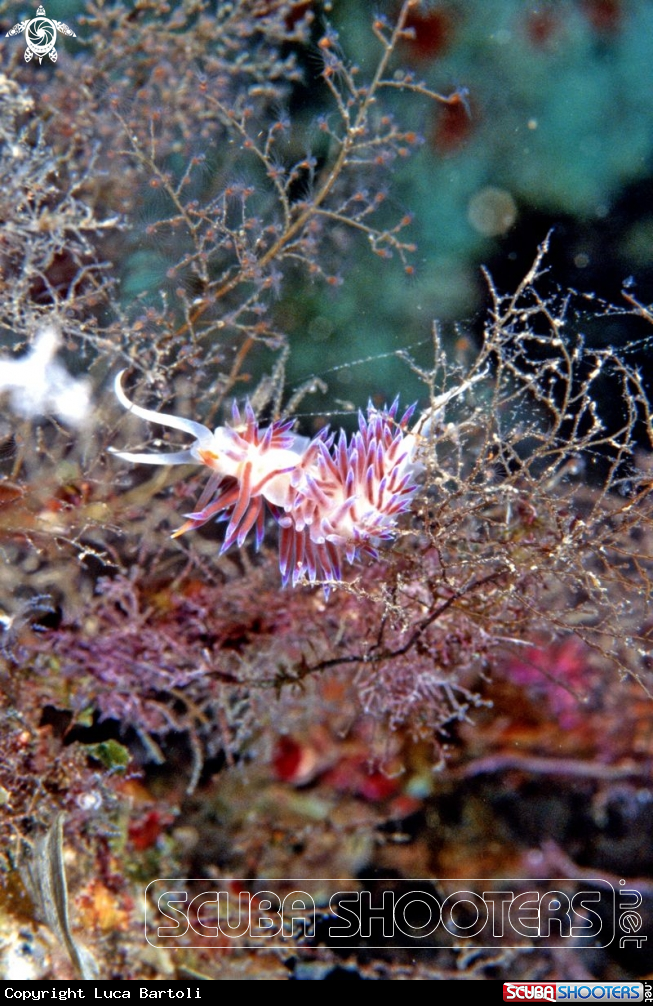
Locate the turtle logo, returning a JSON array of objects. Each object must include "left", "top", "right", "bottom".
[{"left": 6, "top": 4, "right": 76, "bottom": 64}]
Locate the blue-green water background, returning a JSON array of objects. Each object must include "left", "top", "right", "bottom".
[{"left": 4, "top": 0, "right": 653, "bottom": 415}]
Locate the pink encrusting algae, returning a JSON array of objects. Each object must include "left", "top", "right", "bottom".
[{"left": 110, "top": 373, "right": 424, "bottom": 587}]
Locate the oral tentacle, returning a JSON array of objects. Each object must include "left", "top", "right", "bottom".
[
  {"left": 108, "top": 447, "right": 200, "bottom": 466},
  {"left": 114, "top": 371, "right": 211, "bottom": 442}
]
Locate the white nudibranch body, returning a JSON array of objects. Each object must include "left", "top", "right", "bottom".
[{"left": 110, "top": 370, "right": 479, "bottom": 587}]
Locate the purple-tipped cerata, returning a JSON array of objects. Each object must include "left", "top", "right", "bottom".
[{"left": 111, "top": 372, "right": 429, "bottom": 589}]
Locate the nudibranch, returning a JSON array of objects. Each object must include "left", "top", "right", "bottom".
[{"left": 110, "top": 370, "right": 481, "bottom": 587}]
